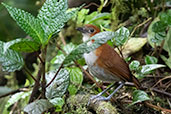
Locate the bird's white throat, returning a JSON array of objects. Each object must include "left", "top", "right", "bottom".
[{"left": 82, "top": 34, "right": 90, "bottom": 42}]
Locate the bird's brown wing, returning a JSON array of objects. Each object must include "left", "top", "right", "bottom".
[{"left": 95, "top": 44, "right": 133, "bottom": 82}]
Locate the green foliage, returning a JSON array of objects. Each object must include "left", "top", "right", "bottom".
[
  {"left": 63, "top": 31, "right": 116, "bottom": 64},
  {"left": 76, "top": 9, "right": 111, "bottom": 27},
  {"left": 50, "top": 98, "right": 65, "bottom": 112},
  {"left": 0, "top": 86, "right": 12, "bottom": 96},
  {"left": 145, "top": 55, "right": 158, "bottom": 64},
  {"left": 2, "top": 3, "right": 44, "bottom": 44},
  {"left": 37, "top": 0, "right": 78, "bottom": 45},
  {"left": 4, "top": 38, "right": 40, "bottom": 52},
  {"left": 24, "top": 99, "right": 53, "bottom": 114},
  {"left": 160, "top": 28, "right": 171, "bottom": 68},
  {"left": 141, "top": 64, "right": 165, "bottom": 75},
  {"left": 2, "top": 0, "right": 78, "bottom": 46},
  {"left": 113, "top": 27, "right": 129, "bottom": 46},
  {"left": 129, "top": 60, "right": 165, "bottom": 78},
  {"left": 5, "top": 91, "right": 31, "bottom": 109},
  {"left": 130, "top": 90, "right": 151, "bottom": 106},
  {"left": 129, "top": 60, "right": 140, "bottom": 71},
  {"left": 51, "top": 43, "right": 76, "bottom": 65},
  {"left": 148, "top": 9, "right": 171, "bottom": 44},
  {"left": 0, "top": 41, "right": 24, "bottom": 72},
  {"left": 45, "top": 69, "right": 69, "bottom": 99},
  {"left": 67, "top": 67, "right": 83, "bottom": 95}
]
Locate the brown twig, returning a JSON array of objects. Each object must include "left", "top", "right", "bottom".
[
  {"left": 130, "top": 17, "right": 152, "bottom": 37},
  {"left": 10, "top": 102, "right": 18, "bottom": 114},
  {"left": 24, "top": 66, "right": 37, "bottom": 82},
  {"left": 152, "top": 75, "right": 171, "bottom": 88},
  {"left": 41, "top": 46, "right": 47, "bottom": 99},
  {"left": 46, "top": 63, "right": 64, "bottom": 88},
  {"left": 29, "top": 66, "right": 42, "bottom": 103},
  {"left": 83, "top": 2, "right": 100, "bottom": 9},
  {"left": 59, "top": 32, "right": 66, "bottom": 46},
  {"left": 145, "top": 102, "right": 171, "bottom": 112},
  {"left": 150, "top": 88, "right": 171, "bottom": 98}
]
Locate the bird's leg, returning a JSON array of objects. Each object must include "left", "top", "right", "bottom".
[
  {"left": 90, "top": 83, "right": 115, "bottom": 100},
  {"left": 90, "top": 82, "right": 125, "bottom": 101},
  {"left": 97, "top": 82, "right": 125, "bottom": 101}
]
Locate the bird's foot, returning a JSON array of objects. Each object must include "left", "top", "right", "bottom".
[{"left": 87, "top": 95, "right": 109, "bottom": 106}]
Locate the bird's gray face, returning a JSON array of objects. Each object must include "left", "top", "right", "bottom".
[{"left": 76, "top": 26, "right": 95, "bottom": 36}]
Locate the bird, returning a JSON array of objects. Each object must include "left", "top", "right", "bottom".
[{"left": 76, "top": 24, "right": 141, "bottom": 101}]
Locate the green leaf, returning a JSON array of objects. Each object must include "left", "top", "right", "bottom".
[
  {"left": 67, "top": 67, "right": 83, "bottom": 95},
  {"left": 2, "top": 3, "right": 44, "bottom": 44},
  {"left": 145, "top": 55, "right": 158, "bottom": 64},
  {"left": 76, "top": 9, "right": 89, "bottom": 25},
  {"left": 141, "top": 64, "right": 165, "bottom": 74},
  {"left": 130, "top": 90, "right": 150, "bottom": 105},
  {"left": 5, "top": 91, "right": 31, "bottom": 108},
  {"left": 160, "top": 55, "right": 171, "bottom": 69},
  {"left": 4, "top": 38, "right": 40, "bottom": 52},
  {"left": 50, "top": 98, "right": 64, "bottom": 112},
  {"left": 37, "top": 0, "right": 78, "bottom": 44},
  {"left": 0, "top": 41, "right": 24, "bottom": 72},
  {"left": 51, "top": 43, "right": 76, "bottom": 64},
  {"left": 45, "top": 69, "right": 69, "bottom": 99},
  {"left": 0, "top": 86, "right": 12, "bottom": 96},
  {"left": 88, "top": 13, "right": 111, "bottom": 24},
  {"left": 165, "top": 28, "right": 171, "bottom": 56},
  {"left": 129, "top": 60, "right": 140, "bottom": 71},
  {"left": 24, "top": 99, "right": 53, "bottom": 114},
  {"left": 63, "top": 31, "right": 116, "bottom": 64},
  {"left": 114, "top": 27, "right": 129, "bottom": 46}
]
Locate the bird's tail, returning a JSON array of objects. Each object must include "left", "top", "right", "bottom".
[{"left": 132, "top": 76, "right": 141, "bottom": 89}]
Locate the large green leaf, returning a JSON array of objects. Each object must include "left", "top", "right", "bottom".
[
  {"left": 45, "top": 69, "right": 69, "bottom": 99},
  {"left": 145, "top": 55, "right": 158, "bottom": 64},
  {"left": 4, "top": 38, "right": 40, "bottom": 52},
  {"left": 130, "top": 90, "right": 150, "bottom": 106},
  {"left": 88, "top": 13, "right": 111, "bottom": 24},
  {"left": 2, "top": 3, "right": 44, "bottom": 44},
  {"left": 63, "top": 31, "right": 116, "bottom": 64},
  {"left": 141, "top": 64, "right": 165, "bottom": 74},
  {"left": 5, "top": 91, "right": 31, "bottom": 109},
  {"left": 67, "top": 67, "right": 83, "bottom": 95},
  {"left": 0, "top": 41, "right": 24, "bottom": 72},
  {"left": 24, "top": 99, "right": 53, "bottom": 114},
  {"left": 114, "top": 27, "right": 129, "bottom": 46},
  {"left": 37, "top": 0, "right": 78, "bottom": 44}
]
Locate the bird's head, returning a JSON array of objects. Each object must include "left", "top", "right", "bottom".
[{"left": 76, "top": 24, "right": 100, "bottom": 42}]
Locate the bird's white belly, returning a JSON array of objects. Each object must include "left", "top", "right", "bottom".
[{"left": 84, "top": 52, "right": 120, "bottom": 82}]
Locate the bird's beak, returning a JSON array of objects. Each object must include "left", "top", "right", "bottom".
[{"left": 76, "top": 27, "right": 87, "bottom": 33}]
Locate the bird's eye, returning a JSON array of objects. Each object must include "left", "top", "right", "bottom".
[{"left": 89, "top": 29, "right": 94, "bottom": 33}]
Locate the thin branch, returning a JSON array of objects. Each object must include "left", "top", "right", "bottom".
[
  {"left": 0, "top": 86, "right": 30, "bottom": 99},
  {"left": 59, "top": 32, "right": 66, "bottom": 46},
  {"left": 24, "top": 66, "right": 37, "bottom": 82},
  {"left": 152, "top": 75, "right": 171, "bottom": 88},
  {"left": 41, "top": 46, "right": 47, "bottom": 99},
  {"left": 29, "top": 65, "right": 42, "bottom": 103},
  {"left": 83, "top": 2, "right": 100, "bottom": 9},
  {"left": 46, "top": 63, "right": 64, "bottom": 88},
  {"left": 130, "top": 17, "right": 152, "bottom": 37}
]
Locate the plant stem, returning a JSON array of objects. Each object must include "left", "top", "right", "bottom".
[
  {"left": 46, "top": 63, "right": 64, "bottom": 88},
  {"left": 29, "top": 68, "right": 42, "bottom": 103},
  {"left": 41, "top": 46, "right": 47, "bottom": 99}
]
